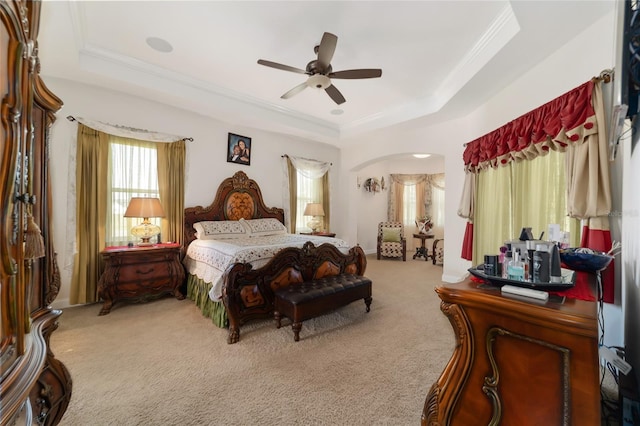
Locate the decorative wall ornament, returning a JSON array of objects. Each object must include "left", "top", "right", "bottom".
[{"left": 363, "top": 177, "right": 381, "bottom": 193}]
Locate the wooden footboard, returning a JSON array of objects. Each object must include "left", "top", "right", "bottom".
[{"left": 221, "top": 241, "right": 367, "bottom": 343}]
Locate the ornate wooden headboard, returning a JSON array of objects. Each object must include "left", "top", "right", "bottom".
[{"left": 183, "top": 171, "right": 285, "bottom": 249}]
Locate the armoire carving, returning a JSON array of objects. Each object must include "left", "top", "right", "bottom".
[{"left": 1, "top": 1, "right": 72, "bottom": 424}]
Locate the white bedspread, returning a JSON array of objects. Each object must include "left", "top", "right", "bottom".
[{"left": 183, "top": 234, "right": 351, "bottom": 301}]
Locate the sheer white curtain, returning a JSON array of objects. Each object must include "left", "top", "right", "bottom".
[{"left": 282, "top": 155, "right": 331, "bottom": 233}]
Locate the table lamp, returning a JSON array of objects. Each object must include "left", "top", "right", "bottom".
[
  {"left": 303, "top": 202, "right": 325, "bottom": 233},
  {"left": 124, "top": 197, "right": 165, "bottom": 246}
]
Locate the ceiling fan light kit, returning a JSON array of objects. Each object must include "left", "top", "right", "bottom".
[
  {"left": 257, "top": 31, "right": 382, "bottom": 105},
  {"left": 307, "top": 74, "right": 331, "bottom": 89}
]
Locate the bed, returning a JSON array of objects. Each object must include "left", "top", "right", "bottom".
[{"left": 182, "top": 171, "right": 351, "bottom": 328}]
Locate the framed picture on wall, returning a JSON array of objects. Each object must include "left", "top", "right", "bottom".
[{"left": 227, "top": 133, "right": 251, "bottom": 166}]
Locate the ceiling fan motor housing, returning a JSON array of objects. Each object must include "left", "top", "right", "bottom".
[{"left": 307, "top": 74, "right": 331, "bottom": 89}]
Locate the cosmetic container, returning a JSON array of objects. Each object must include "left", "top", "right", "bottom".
[
  {"left": 533, "top": 244, "right": 550, "bottom": 283},
  {"left": 507, "top": 249, "right": 525, "bottom": 281}
]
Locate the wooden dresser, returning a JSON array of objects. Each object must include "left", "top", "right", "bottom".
[
  {"left": 97, "top": 244, "right": 185, "bottom": 315},
  {"left": 423, "top": 280, "right": 600, "bottom": 426},
  {"left": 1, "top": 1, "right": 72, "bottom": 424}
]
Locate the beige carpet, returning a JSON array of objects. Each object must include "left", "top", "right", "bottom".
[{"left": 52, "top": 255, "right": 454, "bottom": 426}]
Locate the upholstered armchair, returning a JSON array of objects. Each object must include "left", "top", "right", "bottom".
[
  {"left": 432, "top": 238, "right": 444, "bottom": 265},
  {"left": 377, "top": 221, "right": 406, "bottom": 261}
]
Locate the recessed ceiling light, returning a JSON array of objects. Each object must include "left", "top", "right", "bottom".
[
  {"left": 146, "top": 37, "right": 173, "bottom": 53},
  {"left": 413, "top": 154, "right": 431, "bottom": 159},
  {"left": 330, "top": 109, "right": 344, "bottom": 115}
]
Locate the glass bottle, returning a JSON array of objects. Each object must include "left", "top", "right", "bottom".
[
  {"left": 502, "top": 250, "right": 512, "bottom": 278},
  {"left": 507, "top": 249, "right": 525, "bottom": 281}
]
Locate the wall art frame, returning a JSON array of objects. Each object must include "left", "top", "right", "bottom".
[{"left": 227, "top": 133, "right": 251, "bottom": 166}]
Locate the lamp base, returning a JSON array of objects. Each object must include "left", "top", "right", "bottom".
[
  {"left": 306, "top": 217, "right": 322, "bottom": 233},
  {"left": 131, "top": 220, "right": 160, "bottom": 246}
]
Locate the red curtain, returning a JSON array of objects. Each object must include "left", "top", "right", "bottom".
[
  {"left": 462, "top": 81, "right": 594, "bottom": 172},
  {"left": 461, "top": 222, "right": 473, "bottom": 260}
]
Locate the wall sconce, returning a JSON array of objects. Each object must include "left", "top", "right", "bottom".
[
  {"left": 124, "top": 197, "right": 165, "bottom": 246},
  {"left": 303, "top": 202, "right": 325, "bottom": 233}
]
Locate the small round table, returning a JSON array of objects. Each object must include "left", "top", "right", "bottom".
[{"left": 413, "top": 233, "right": 434, "bottom": 261}]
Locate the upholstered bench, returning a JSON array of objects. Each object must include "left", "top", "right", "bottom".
[
  {"left": 274, "top": 274, "right": 372, "bottom": 342},
  {"left": 222, "top": 242, "right": 369, "bottom": 344}
]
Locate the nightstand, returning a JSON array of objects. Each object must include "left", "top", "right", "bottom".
[
  {"left": 97, "top": 243, "right": 185, "bottom": 315},
  {"left": 300, "top": 231, "right": 336, "bottom": 238}
]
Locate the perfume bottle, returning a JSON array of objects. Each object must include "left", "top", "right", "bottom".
[
  {"left": 507, "top": 249, "right": 525, "bottom": 281},
  {"left": 502, "top": 250, "right": 512, "bottom": 278}
]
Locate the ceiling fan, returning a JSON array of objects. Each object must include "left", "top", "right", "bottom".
[{"left": 257, "top": 32, "right": 382, "bottom": 105}]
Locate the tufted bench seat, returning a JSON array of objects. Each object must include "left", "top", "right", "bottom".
[{"left": 274, "top": 274, "right": 372, "bottom": 341}]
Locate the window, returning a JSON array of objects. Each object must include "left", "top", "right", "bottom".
[
  {"left": 106, "top": 138, "right": 161, "bottom": 246},
  {"left": 295, "top": 169, "right": 323, "bottom": 233},
  {"left": 402, "top": 184, "right": 417, "bottom": 226},
  {"left": 432, "top": 186, "right": 445, "bottom": 228}
]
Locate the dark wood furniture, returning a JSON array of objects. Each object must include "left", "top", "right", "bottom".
[
  {"left": 273, "top": 252, "right": 371, "bottom": 341},
  {"left": 181, "top": 171, "right": 288, "bottom": 328},
  {"left": 423, "top": 280, "right": 600, "bottom": 425},
  {"left": 1, "top": 2, "right": 72, "bottom": 424},
  {"left": 222, "top": 242, "right": 368, "bottom": 344},
  {"left": 300, "top": 231, "right": 336, "bottom": 238},
  {"left": 183, "top": 171, "right": 285, "bottom": 251},
  {"left": 97, "top": 244, "right": 185, "bottom": 315},
  {"left": 412, "top": 233, "right": 434, "bottom": 261}
]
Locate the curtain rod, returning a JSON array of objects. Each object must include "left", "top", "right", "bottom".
[
  {"left": 281, "top": 154, "right": 332, "bottom": 166},
  {"left": 66, "top": 115, "right": 194, "bottom": 142}
]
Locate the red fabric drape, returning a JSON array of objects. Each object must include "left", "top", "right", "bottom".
[
  {"left": 462, "top": 81, "right": 594, "bottom": 171},
  {"left": 461, "top": 222, "right": 473, "bottom": 260},
  {"left": 581, "top": 225, "right": 614, "bottom": 303}
]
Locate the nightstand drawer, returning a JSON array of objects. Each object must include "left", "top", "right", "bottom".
[
  {"left": 98, "top": 245, "right": 185, "bottom": 315},
  {"left": 115, "top": 261, "right": 171, "bottom": 282}
]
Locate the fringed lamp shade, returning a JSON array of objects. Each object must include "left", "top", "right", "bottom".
[
  {"left": 303, "top": 202, "right": 325, "bottom": 233},
  {"left": 124, "top": 197, "right": 165, "bottom": 246}
]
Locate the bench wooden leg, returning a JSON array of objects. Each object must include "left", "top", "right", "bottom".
[
  {"left": 274, "top": 310, "right": 282, "bottom": 328},
  {"left": 364, "top": 296, "right": 372, "bottom": 312},
  {"left": 292, "top": 322, "right": 302, "bottom": 342}
]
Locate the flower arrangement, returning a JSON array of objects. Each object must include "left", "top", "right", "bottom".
[{"left": 415, "top": 215, "right": 433, "bottom": 234}]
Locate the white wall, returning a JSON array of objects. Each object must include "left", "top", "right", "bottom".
[
  {"left": 46, "top": 78, "right": 340, "bottom": 308},
  {"left": 623, "top": 123, "right": 640, "bottom": 383}
]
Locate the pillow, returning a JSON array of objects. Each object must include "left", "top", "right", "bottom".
[
  {"left": 382, "top": 227, "right": 401, "bottom": 243},
  {"left": 242, "top": 218, "right": 287, "bottom": 237},
  {"left": 193, "top": 220, "right": 247, "bottom": 240}
]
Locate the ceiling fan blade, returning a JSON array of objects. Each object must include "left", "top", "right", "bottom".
[
  {"left": 328, "top": 69, "right": 382, "bottom": 79},
  {"left": 281, "top": 82, "right": 308, "bottom": 99},
  {"left": 325, "top": 84, "right": 346, "bottom": 105},
  {"left": 317, "top": 32, "right": 337, "bottom": 70},
  {"left": 257, "top": 59, "right": 307, "bottom": 74}
]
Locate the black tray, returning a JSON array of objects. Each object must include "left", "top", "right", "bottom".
[{"left": 468, "top": 265, "right": 576, "bottom": 292}]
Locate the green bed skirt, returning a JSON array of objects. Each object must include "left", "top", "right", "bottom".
[{"left": 186, "top": 274, "right": 228, "bottom": 328}]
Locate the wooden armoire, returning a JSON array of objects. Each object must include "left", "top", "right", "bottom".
[{"left": 1, "top": 1, "right": 72, "bottom": 424}]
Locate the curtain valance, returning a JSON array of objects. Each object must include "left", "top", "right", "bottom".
[
  {"left": 463, "top": 80, "right": 596, "bottom": 172},
  {"left": 70, "top": 116, "right": 188, "bottom": 143},
  {"left": 389, "top": 174, "right": 428, "bottom": 185},
  {"left": 286, "top": 155, "right": 331, "bottom": 179}
]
